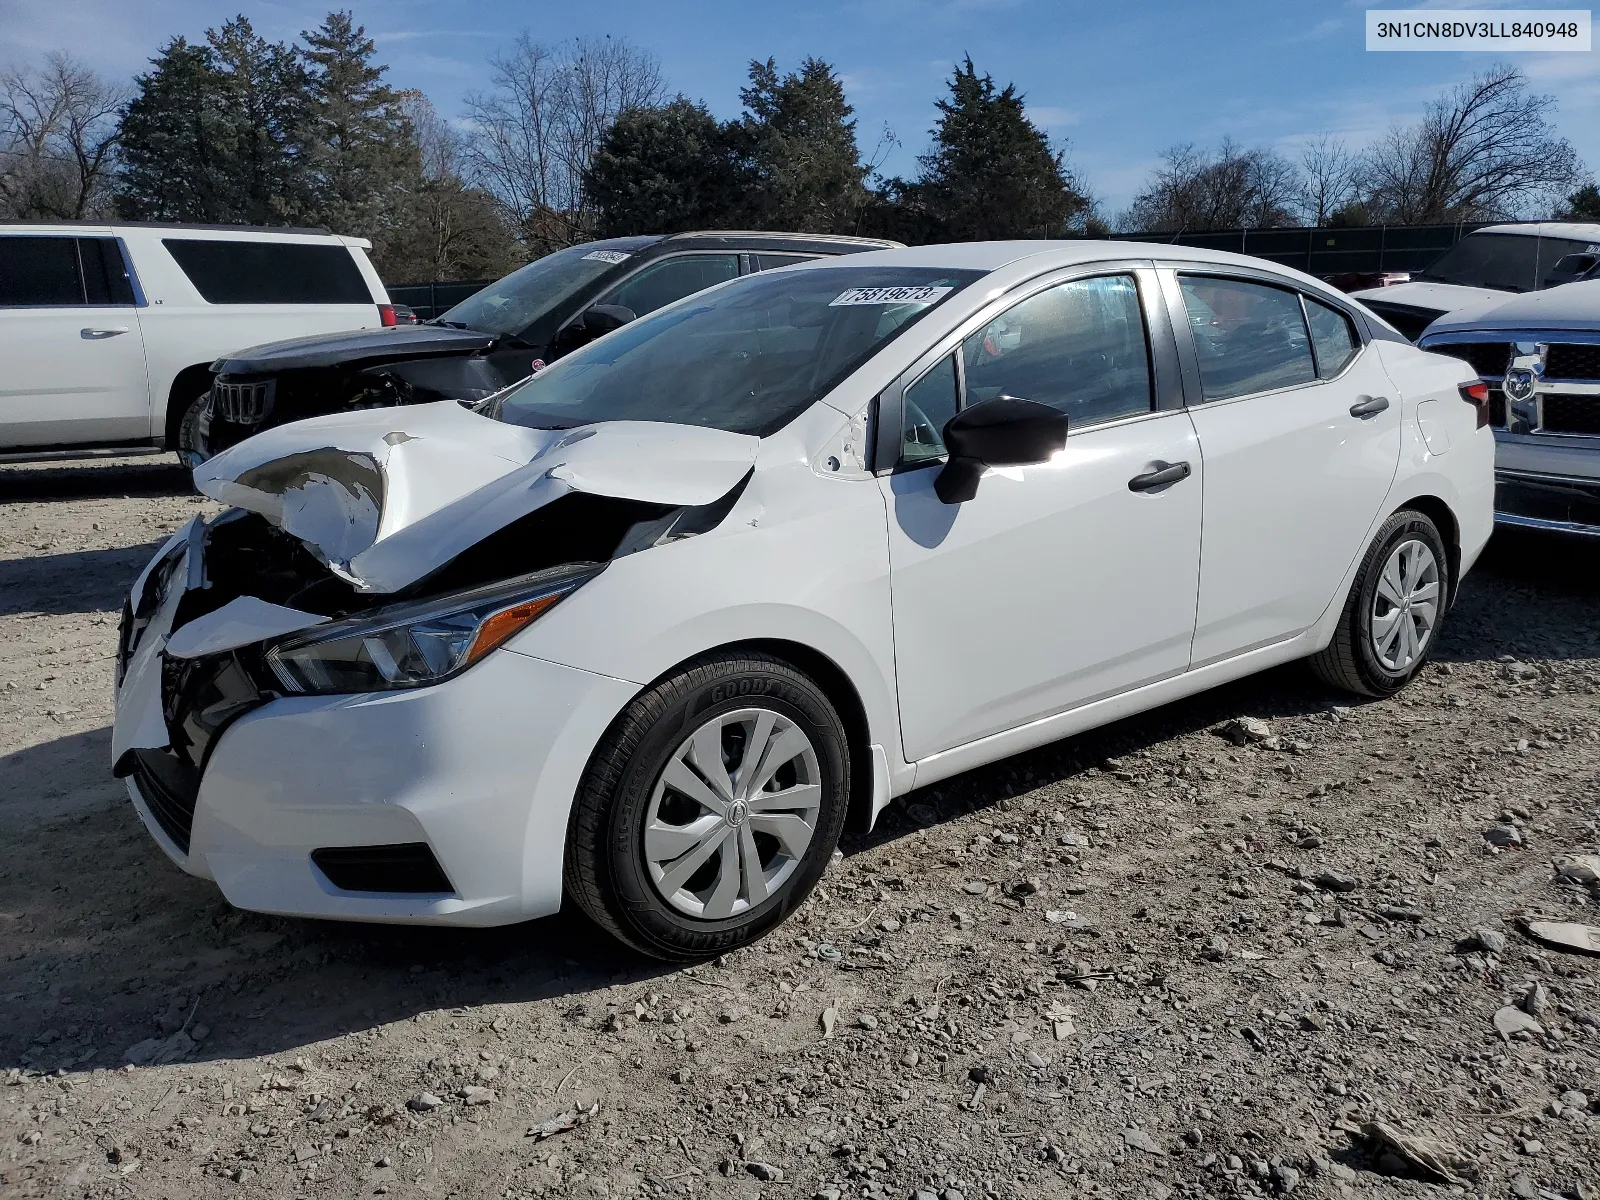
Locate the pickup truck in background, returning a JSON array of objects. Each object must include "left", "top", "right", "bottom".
[{"left": 0, "top": 221, "right": 393, "bottom": 464}]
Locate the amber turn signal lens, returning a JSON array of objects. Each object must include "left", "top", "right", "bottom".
[{"left": 464, "top": 593, "right": 565, "bottom": 664}]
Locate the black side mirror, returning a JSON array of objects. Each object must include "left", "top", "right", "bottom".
[
  {"left": 934, "top": 396, "right": 1069, "bottom": 504},
  {"left": 554, "top": 303, "right": 638, "bottom": 352}
]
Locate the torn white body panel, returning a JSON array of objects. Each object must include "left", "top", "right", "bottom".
[
  {"left": 193, "top": 402, "right": 759, "bottom": 593},
  {"left": 112, "top": 534, "right": 193, "bottom": 759},
  {"left": 164, "top": 596, "right": 329, "bottom": 660}
]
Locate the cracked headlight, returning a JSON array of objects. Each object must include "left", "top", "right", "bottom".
[{"left": 264, "top": 564, "right": 599, "bottom": 695}]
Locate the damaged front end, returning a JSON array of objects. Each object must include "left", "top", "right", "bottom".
[{"left": 115, "top": 402, "right": 759, "bottom": 858}]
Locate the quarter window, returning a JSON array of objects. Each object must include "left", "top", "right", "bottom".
[
  {"left": 1305, "top": 297, "right": 1359, "bottom": 378},
  {"left": 901, "top": 353, "right": 959, "bottom": 464},
  {"left": 602, "top": 254, "right": 740, "bottom": 318},
  {"left": 162, "top": 239, "right": 370, "bottom": 304},
  {"left": 961, "top": 274, "right": 1153, "bottom": 427},
  {"left": 1179, "top": 276, "right": 1316, "bottom": 401},
  {"left": 752, "top": 252, "right": 819, "bottom": 272}
]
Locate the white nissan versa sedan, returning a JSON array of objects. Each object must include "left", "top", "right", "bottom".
[{"left": 112, "top": 242, "right": 1494, "bottom": 960}]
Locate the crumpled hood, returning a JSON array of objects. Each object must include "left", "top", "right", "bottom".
[
  {"left": 212, "top": 323, "right": 495, "bottom": 375},
  {"left": 1422, "top": 279, "right": 1600, "bottom": 336},
  {"left": 193, "top": 401, "right": 760, "bottom": 593}
]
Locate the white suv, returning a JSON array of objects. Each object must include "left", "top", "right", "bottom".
[{"left": 0, "top": 222, "right": 392, "bottom": 463}]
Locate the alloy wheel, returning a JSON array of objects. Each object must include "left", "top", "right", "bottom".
[
  {"left": 1370, "top": 537, "right": 1440, "bottom": 672},
  {"left": 643, "top": 707, "right": 822, "bottom": 919}
]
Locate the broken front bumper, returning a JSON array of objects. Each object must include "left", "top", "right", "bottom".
[{"left": 110, "top": 521, "right": 638, "bottom": 926}]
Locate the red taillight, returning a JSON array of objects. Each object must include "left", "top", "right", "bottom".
[
  {"left": 377, "top": 304, "right": 397, "bottom": 328},
  {"left": 1459, "top": 380, "right": 1491, "bottom": 429}
]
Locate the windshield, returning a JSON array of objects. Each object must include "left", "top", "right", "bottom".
[
  {"left": 1414, "top": 232, "right": 1600, "bottom": 293},
  {"left": 438, "top": 239, "right": 654, "bottom": 336},
  {"left": 490, "top": 266, "right": 983, "bottom": 437}
]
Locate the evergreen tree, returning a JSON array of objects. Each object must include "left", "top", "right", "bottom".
[
  {"left": 901, "top": 57, "right": 1088, "bottom": 241},
  {"left": 300, "top": 11, "right": 417, "bottom": 241},
  {"left": 585, "top": 97, "right": 750, "bottom": 236},
  {"left": 115, "top": 37, "right": 231, "bottom": 220},
  {"left": 206, "top": 16, "right": 313, "bottom": 223},
  {"left": 737, "top": 57, "right": 869, "bottom": 233},
  {"left": 1560, "top": 183, "right": 1600, "bottom": 221}
]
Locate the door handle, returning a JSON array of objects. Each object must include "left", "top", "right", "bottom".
[
  {"left": 1128, "top": 461, "right": 1191, "bottom": 492},
  {"left": 81, "top": 327, "right": 130, "bottom": 339},
  {"left": 1349, "top": 395, "right": 1389, "bottom": 418}
]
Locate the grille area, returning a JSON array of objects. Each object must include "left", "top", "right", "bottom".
[
  {"left": 312, "top": 844, "right": 455, "bottom": 894},
  {"left": 211, "top": 378, "right": 275, "bottom": 423},
  {"left": 1432, "top": 341, "right": 1512, "bottom": 379},
  {"left": 127, "top": 747, "right": 201, "bottom": 853},
  {"left": 1545, "top": 343, "right": 1600, "bottom": 381},
  {"left": 1542, "top": 394, "right": 1600, "bottom": 436},
  {"left": 1487, "top": 386, "right": 1506, "bottom": 428}
]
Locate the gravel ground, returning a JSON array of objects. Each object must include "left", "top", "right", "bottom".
[{"left": 2, "top": 455, "right": 1599, "bottom": 1200}]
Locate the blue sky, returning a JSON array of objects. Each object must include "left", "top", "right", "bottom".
[{"left": 3, "top": 0, "right": 1597, "bottom": 215}]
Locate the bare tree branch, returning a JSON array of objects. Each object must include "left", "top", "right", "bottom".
[
  {"left": 1362, "top": 64, "right": 1582, "bottom": 222},
  {"left": 0, "top": 52, "right": 125, "bottom": 219},
  {"left": 463, "top": 35, "right": 664, "bottom": 252}
]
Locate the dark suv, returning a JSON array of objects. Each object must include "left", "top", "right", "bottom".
[{"left": 197, "top": 230, "right": 901, "bottom": 461}]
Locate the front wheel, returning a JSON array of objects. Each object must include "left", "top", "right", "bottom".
[
  {"left": 1309, "top": 509, "right": 1450, "bottom": 698},
  {"left": 175, "top": 392, "right": 211, "bottom": 470},
  {"left": 565, "top": 652, "right": 850, "bottom": 961}
]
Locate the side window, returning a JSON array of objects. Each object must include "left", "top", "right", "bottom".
[
  {"left": 79, "top": 238, "right": 136, "bottom": 306},
  {"left": 162, "top": 239, "right": 371, "bottom": 304},
  {"left": 0, "top": 236, "right": 83, "bottom": 306},
  {"left": 901, "top": 353, "right": 959, "bottom": 464},
  {"left": 1305, "top": 297, "right": 1359, "bottom": 378},
  {"left": 752, "top": 252, "right": 819, "bottom": 272},
  {"left": 1178, "top": 276, "right": 1316, "bottom": 401},
  {"left": 961, "top": 274, "right": 1153, "bottom": 427},
  {"left": 602, "top": 254, "right": 739, "bottom": 318}
]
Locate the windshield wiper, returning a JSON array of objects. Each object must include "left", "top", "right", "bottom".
[{"left": 426, "top": 319, "right": 476, "bottom": 330}]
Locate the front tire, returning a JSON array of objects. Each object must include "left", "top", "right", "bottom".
[
  {"left": 565, "top": 652, "right": 850, "bottom": 961},
  {"left": 1309, "top": 509, "right": 1449, "bottom": 698},
  {"left": 175, "top": 392, "right": 210, "bottom": 470}
]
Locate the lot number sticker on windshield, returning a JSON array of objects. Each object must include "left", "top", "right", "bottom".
[
  {"left": 582, "top": 250, "right": 632, "bottom": 264},
  {"left": 829, "top": 285, "right": 953, "bottom": 307}
]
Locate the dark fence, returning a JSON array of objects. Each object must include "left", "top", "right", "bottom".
[
  {"left": 1114, "top": 221, "right": 1492, "bottom": 277},
  {"left": 385, "top": 279, "right": 492, "bottom": 320},
  {"left": 384, "top": 222, "right": 1496, "bottom": 310}
]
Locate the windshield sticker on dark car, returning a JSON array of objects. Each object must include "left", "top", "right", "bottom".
[
  {"left": 582, "top": 250, "right": 632, "bottom": 264},
  {"left": 829, "top": 285, "right": 954, "bottom": 307}
]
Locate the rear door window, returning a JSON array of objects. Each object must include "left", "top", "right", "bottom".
[
  {"left": 752, "top": 252, "right": 820, "bottom": 272},
  {"left": 0, "top": 236, "right": 84, "bottom": 306},
  {"left": 1178, "top": 276, "right": 1316, "bottom": 401},
  {"left": 162, "top": 239, "right": 370, "bottom": 304}
]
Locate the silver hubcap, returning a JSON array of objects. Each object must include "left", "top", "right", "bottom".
[
  {"left": 1371, "top": 538, "right": 1440, "bottom": 672},
  {"left": 643, "top": 708, "right": 821, "bottom": 920}
]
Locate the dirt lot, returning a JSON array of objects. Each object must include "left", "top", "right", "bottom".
[{"left": 2, "top": 454, "right": 1599, "bottom": 1200}]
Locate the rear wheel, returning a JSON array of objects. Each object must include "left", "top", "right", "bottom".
[
  {"left": 565, "top": 652, "right": 849, "bottom": 961},
  {"left": 1309, "top": 509, "right": 1449, "bottom": 697}
]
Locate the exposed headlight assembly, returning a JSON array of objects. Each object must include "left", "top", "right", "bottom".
[{"left": 264, "top": 564, "right": 600, "bottom": 695}]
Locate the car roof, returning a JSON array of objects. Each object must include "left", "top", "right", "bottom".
[
  {"left": 0, "top": 218, "right": 337, "bottom": 236},
  {"left": 785, "top": 238, "right": 1344, "bottom": 283},
  {"left": 641, "top": 230, "right": 902, "bottom": 255},
  {"left": 1467, "top": 222, "right": 1600, "bottom": 240}
]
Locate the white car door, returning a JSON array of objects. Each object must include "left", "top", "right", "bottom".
[
  {"left": 0, "top": 233, "right": 150, "bottom": 449},
  {"left": 1169, "top": 272, "right": 1401, "bottom": 665},
  {"left": 881, "top": 268, "right": 1203, "bottom": 763}
]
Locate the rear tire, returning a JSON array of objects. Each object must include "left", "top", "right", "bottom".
[
  {"left": 565, "top": 652, "right": 850, "bottom": 961},
  {"left": 1309, "top": 509, "right": 1449, "bottom": 698}
]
